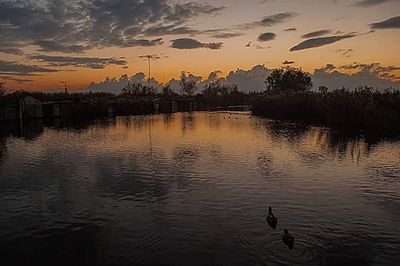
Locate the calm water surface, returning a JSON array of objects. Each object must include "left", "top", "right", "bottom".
[{"left": 0, "top": 112, "right": 399, "bottom": 265}]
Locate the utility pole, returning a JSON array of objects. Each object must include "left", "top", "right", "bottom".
[
  {"left": 147, "top": 56, "right": 151, "bottom": 89},
  {"left": 61, "top": 81, "right": 68, "bottom": 94}
]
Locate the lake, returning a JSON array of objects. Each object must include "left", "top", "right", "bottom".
[{"left": 0, "top": 112, "right": 399, "bottom": 265}]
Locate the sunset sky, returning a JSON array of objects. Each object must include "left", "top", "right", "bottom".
[{"left": 0, "top": 0, "right": 399, "bottom": 91}]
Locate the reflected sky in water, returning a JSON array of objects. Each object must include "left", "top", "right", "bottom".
[{"left": 0, "top": 112, "right": 399, "bottom": 266}]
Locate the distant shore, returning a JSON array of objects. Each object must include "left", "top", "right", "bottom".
[
  {"left": 252, "top": 88, "right": 400, "bottom": 132},
  {"left": 1, "top": 87, "right": 400, "bottom": 133}
]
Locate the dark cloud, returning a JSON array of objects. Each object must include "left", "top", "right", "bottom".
[
  {"left": 209, "top": 32, "right": 243, "bottom": 39},
  {"left": 162, "top": 2, "right": 225, "bottom": 22},
  {"left": 238, "top": 12, "right": 298, "bottom": 29},
  {"left": 260, "top": 12, "right": 298, "bottom": 26},
  {"left": 139, "top": 54, "right": 161, "bottom": 60},
  {"left": 143, "top": 25, "right": 198, "bottom": 36},
  {"left": 353, "top": 0, "right": 391, "bottom": 7},
  {"left": 122, "top": 38, "right": 164, "bottom": 47},
  {"left": 0, "top": 60, "right": 58, "bottom": 74},
  {"left": 370, "top": 16, "right": 400, "bottom": 29},
  {"left": 0, "top": 72, "right": 38, "bottom": 77},
  {"left": 0, "top": 0, "right": 224, "bottom": 53},
  {"left": 282, "top": 60, "right": 295, "bottom": 65},
  {"left": 81, "top": 0, "right": 223, "bottom": 48},
  {"left": 200, "top": 42, "right": 223, "bottom": 49},
  {"left": 200, "top": 28, "right": 245, "bottom": 38},
  {"left": 337, "top": 62, "right": 400, "bottom": 76},
  {"left": 0, "top": 48, "right": 24, "bottom": 55},
  {"left": 171, "top": 38, "right": 203, "bottom": 49},
  {"left": 290, "top": 34, "right": 356, "bottom": 51},
  {"left": 33, "top": 40, "right": 90, "bottom": 53},
  {"left": 29, "top": 55, "right": 128, "bottom": 69},
  {"left": 302, "top": 30, "right": 332, "bottom": 38},
  {"left": 171, "top": 38, "right": 223, "bottom": 49},
  {"left": 144, "top": 12, "right": 296, "bottom": 39},
  {"left": 258, "top": 32, "right": 276, "bottom": 42},
  {"left": 0, "top": 76, "right": 33, "bottom": 84},
  {"left": 143, "top": 24, "right": 242, "bottom": 39}
]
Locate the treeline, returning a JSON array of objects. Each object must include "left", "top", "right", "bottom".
[
  {"left": 2, "top": 69, "right": 400, "bottom": 132},
  {"left": 0, "top": 76, "right": 252, "bottom": 109},
  {"left": 0, "top": 79, "right": 252, "bottom": 120},
  {"left": 118, "top": 73, "right": 252, "bottom": 107},
  {"left": 0, "top": 80, "right": 113, "bottom": 104},
  {"left": 253, "top": 68, "right": 400, "bottom": 132},
  {"left": 253, "top": 88, "right": 400, "bottom": 131}
]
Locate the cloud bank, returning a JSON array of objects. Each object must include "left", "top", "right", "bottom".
[
  {"left": 0, "top": 60, "right": 59, "bottom": 74},
  {"left": 86, "top": 63, "right": 400, "bottom": 94},
  {"left": 313, "top": 63, "right": 400, "bottom": 89},
  {"left": 29, "top": 55, "right": 128, "bottom": 69}
]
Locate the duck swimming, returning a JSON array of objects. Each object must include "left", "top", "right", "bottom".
[
  {"left": 282, "top": 229, "right": 294, "bottom": 249},
  {"left": 266, "top": 206, "right": 278, "bottom": 229}
]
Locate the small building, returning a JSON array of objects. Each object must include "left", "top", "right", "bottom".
[
  {"left": 21, "top": 96, "right": 43, "bottom": 119},
  {"left": 1, "top": 96, "right": 43, "bottom": 121},
  {"left": 0, "top": 104, "right": 19, "bottom": 121},
  {"left": 174, "top": 97, "right": 204, "bottom": 112},
  {"left": 43, "top": 101, "right": 72, "bottom": 119},
  {"left": 153, "top": 98, "right": 179, "bottom": 113}
]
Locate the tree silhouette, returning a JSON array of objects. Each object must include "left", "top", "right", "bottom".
[
  {"left": 162, "top": 84, "right": 174, "bottom": 97},
  {"left": 202, "top": 80, "right": 221, "bottom": 96},
  {"left": 0, "top": 82, "right": 5, "bottom": 97},
  {"left": 319, "top": 85, "right": 328, "bottom": 94},
  {"left": 180, "top": 72, "right": 197, "bottom": 96},
  {"left": 121, "top": 82, "right": 146, "bottom": 96},
  {"left": 265, "top": 67, "right": 313, "bottom": 94}
]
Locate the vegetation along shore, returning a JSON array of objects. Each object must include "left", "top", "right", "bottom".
[{"left": 1, "top": 68, "right": 399, "bottom": 132}]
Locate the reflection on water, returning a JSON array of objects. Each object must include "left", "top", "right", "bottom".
[{"left": 0, "top": 112, "right": 399, "bottom": 266}]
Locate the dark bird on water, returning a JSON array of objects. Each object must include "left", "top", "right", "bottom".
[
  {"left": 282, "top": 229, "right": 294, "bottom": 249},
  {"left": 266, "top": 206, "right": 278, "bottom": 229}
]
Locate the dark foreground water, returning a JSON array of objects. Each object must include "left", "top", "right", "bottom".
[{"left": 0, "top": 112, "right": 399, "bottom": 266}]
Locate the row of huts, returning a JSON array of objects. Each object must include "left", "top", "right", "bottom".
[
  {"left": 1, "top": 96, "right": 206, "bottom": 121},
  {"left": 0, "top": 96, "right": 74, "bottom": 121}
]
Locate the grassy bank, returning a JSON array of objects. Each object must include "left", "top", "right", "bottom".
[{"left": 252, "top": 88, "right": 400, "bottom": 132}]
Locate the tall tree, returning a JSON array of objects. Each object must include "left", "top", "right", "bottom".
[
  {"left": 162, "top": 84, "right": 174, "bottom": 97},
  {"left": 265, "top": 67, "right": 313, "bottom": 94},
  {"left": 180, "top": 72, "right": 197, "bottom": 96},
  {"left": 0, "top": 82, "right": 5, "bottom": 97}
]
